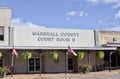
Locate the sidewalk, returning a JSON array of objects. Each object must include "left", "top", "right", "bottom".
[{"left": 3, "top": 69, "right": 120, "bottom": 79}]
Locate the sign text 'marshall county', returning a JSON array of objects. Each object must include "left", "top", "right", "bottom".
[{"left": 32, "top": 31, "right": 79, "bottom": 37}]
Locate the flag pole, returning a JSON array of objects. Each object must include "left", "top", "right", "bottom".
[
  {"left": 65, "top": 51, "right": 68, "bottom": 75},
  {"left": 11, "top": 27, "right": 14, "bottom": 77},
  {"left": 11, "top": 48, "right": 14, "bottom": 77}
]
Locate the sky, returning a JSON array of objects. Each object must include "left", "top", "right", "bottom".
[{"left": 0, "top": 0, "right": 120, "bottom": 31}]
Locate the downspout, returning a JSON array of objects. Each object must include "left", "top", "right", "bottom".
[
  {"left": 39, "top": 50, "right": 42, "bottom": 76},
  {"left": 10, "top": 27, "right": 14, "bottom": 76},
  {"left": 94, "top": 30, "right": 98, "bottom": 71},
  {"left": 94, "top": 30, "right": 99, "bottom": 46},
  {"left": 8, "top": 27, "right": 10, "bottom": 46},
  {"left": 8, "top": 27, "right": 14, "bottom": 46}
]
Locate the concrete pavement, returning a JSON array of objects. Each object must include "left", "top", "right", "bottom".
[{"left": 3, "top": 69, "right": 120, "bottom": 79}]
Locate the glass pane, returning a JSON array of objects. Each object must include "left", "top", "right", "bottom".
[
  {"left": 0, "top": 35, "right": 4, "bottom": 40},
  {"left": 36, "top": 58, "right": 40, "bottom": 71},
  {"left": 0, "top": 27, "right": 4, "bottom": 35},
  {"left": 29, "top": 58, "right": 34, "bottom": 71},
  {"left": 68, "top": 65, "right": 73, "bottom": 70},
  {"left": 68, "top": 58, "right": 73, "bottom": 64},
  {"left": 36, "top": 58, "right": 40, "bottom": 66},
  {"left": 68, "top": 58, "right": 73, "bottom": 70},
  {"left": 0, "top": 59, "right": 2, "bottom": 67},
  {"left": 36, "top": 66, "right": 40, "bottom": 71}
]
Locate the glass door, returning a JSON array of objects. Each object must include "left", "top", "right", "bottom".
[
  {"left": 29, "top": 58, "right": 40, "bottom": 72},
  {"left": 68, "top": 57, "right": 74, "bottom": 71}
]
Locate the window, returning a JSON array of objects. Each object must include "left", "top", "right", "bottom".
[{"left": 0, "top": 27, "right": 4, "bottom": 41}]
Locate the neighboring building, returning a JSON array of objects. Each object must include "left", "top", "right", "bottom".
[
  {"left": 0, "top": 8, "right": 12, "bottom": 71},
  {"left": 0, "top": 7, "right": 11, "bottom": 46},
  {"left": 95, "top": 31, "right": 120, "bottom": 68},
  {"left": 0, "top": 8, "right": 119, "bottom": 74}
]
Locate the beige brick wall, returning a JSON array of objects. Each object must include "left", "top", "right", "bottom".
[
  {"left": 2, "top": 50, "right": 11, "bottom": 67},
  {"left": 0, "top": 8, "right": 11, "bottom": 46},
  {"left": 7, "top": 50, "right": 104, "bottom": 73},
  {"left": 14, "top": 50, "right": 40, "bottom": 73},
  {"left": 0, "top": 8, "right": 11, "bottom": 26},
  {"left": 43, "top": 50, "right": 66, "bottom": 72}
]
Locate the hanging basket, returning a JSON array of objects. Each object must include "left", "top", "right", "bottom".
[
  {"left": 21, "top": 51, "right": 32, "bottom": 59},
  {"left": 50, "top": 51, "right": 59, "bottom": 60},
  {"left": 0, "top": 52, "right": 2, "bottom": 58},
  {"left": 96, "top": 51, "right": 104, "bottom": 59},
  {"left": 77, "top": 51, "right": 84, "bottom": 59}
]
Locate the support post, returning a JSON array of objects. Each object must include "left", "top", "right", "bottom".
[
  {"left": 116, "top": 52, "right": 118, "bottom": 67},
  {"left": 109, "top": 52, "right": 111, "bottom": 72},
  {"left": 109, "top": 51, "right": 114, "bottom": 72},
  {"left": 39, "top": 50, "right": 42, "bottom": 76},
  {"left": 11, "top": 50, "right": 14, "bottom": 77},
  {"left": 95, "top": 51, "right": 97, "bottom": 71},
  {"left": 88, "top": 50, "right": 90, "bottom": 65},
  {"left": 65, "top": 52, "right": 68, "bottom": 75}
]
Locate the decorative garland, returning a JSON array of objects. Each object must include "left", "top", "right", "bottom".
[
  {"left": 96, "top": 51, "right": 105, "bottom": 59},
  {"left": 21, "top": 51, "right": 32, "bottom": 59},
  {"left": 50, "top": 51, "right": 59, "bottom": 60},
  {"left": 77, "top": 51, "right": 84, "bottom": 59},
  {"left": 0, "top": 52, "right": 2, "bottom": 58}
]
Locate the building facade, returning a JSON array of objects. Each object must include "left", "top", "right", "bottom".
[{"left": 0, "top": 8, "right": 119, "bottom": 74}]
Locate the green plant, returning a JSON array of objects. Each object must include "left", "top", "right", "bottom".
[
  {"left": 0, "top": 67, "right": 5, "bottom": 74},
  {"left": 0, "top": 66, "right": 10, "bottom": 78},
  {"left": 0, "top": 52, "right": 2, "bottom": 58},
  {"left": 79, "top": 65, "right": 91, "bottom": 74},
  {"left": 118, "top": 50, "right": 120, "bottom": 55},
  {"left": 2, "top": 66, "right": 10, "bottom": 73},
  {"left": 77, "top": 51, "right": 84, "bottom": 59},
  {"left": 21, "top": 51, "right": 32, "bottom": 59},
  {"left": 82, "top": 65, "right": 90, "bottom": 74},
  {"left": 96, "top": 51, "right": 105, "bottom": 59},
  {"left": 50, "top": 51, "right": 59, "bottom": 60}
]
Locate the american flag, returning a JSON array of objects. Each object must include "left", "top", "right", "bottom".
[
  {"left": 68, "top": 46, "right": 77, "bottom": 56},
  {"left": 12, "top": 49, "right": 19, "bottom": 58}
]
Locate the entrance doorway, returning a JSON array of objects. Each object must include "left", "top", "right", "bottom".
[
  {"left": 104, "top": 51, "right": 120, "bottom": 68},
  {"left": 28, "top": 58, "right": 40, "bottom": 72},
  {"left": 68, "top": 57, "right": 74, "bottom": 72}
]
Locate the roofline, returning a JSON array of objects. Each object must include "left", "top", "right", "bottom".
[
  {"left": 0, "top": 45, "right": 117, "bottom": 51},
  {"left": 0, "top": 46, "right": 116, "bottom": 50}
]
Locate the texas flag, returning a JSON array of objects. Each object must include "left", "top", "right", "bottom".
[
  {"left": 12, "top": 49, "right": 19, "bottom": 58},
  {"left": 68, "top": 46, "right": 77, "bottom": 56}
]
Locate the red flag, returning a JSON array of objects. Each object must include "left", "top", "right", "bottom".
[
  {"left": 68, "top": 46, "right": 77, "bottom": 56},
  {"left": 12, "top": 49, "right": 18, "bottom": 58}
]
